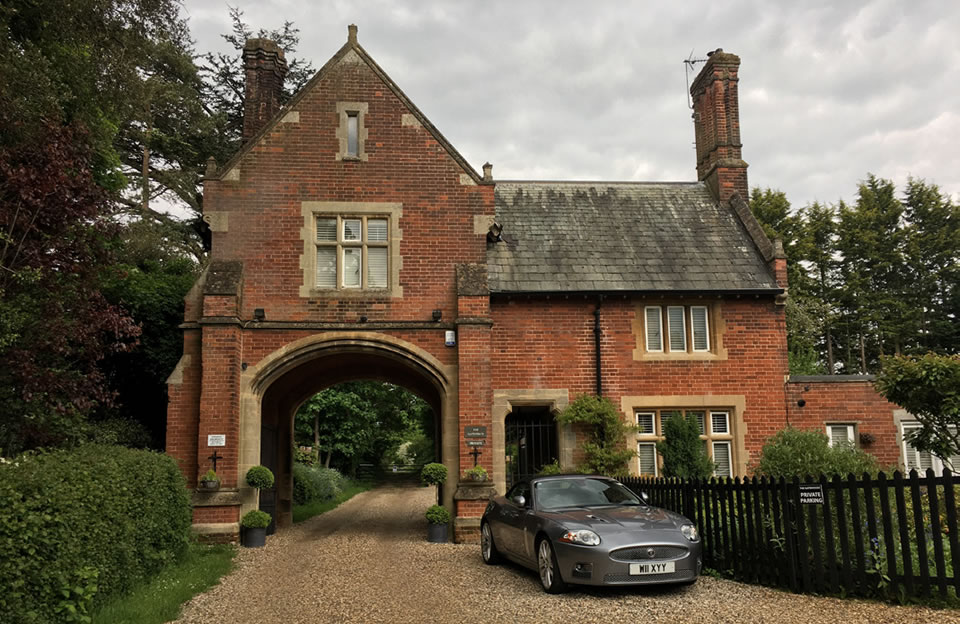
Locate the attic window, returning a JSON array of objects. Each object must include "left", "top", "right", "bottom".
[{"left": 336, "top": 102, "right": 368, "bottom": 161}]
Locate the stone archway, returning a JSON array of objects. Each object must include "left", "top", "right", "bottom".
[{"left": 237, "top": 332, "right": 459, "bottom": 528}]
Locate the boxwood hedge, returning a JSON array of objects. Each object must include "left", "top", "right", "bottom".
[{"left": 0, "top": 444, "right": 192, "bottom": 623}]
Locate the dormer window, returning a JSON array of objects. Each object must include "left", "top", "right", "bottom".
[{"left": 336, "top": 102, "right": 368, "bottom": 161}]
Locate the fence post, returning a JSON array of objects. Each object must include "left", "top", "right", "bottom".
[
  {"left": 892, "top": 471, "right": 914, "bottom": 598},
  {"left": 779, "top": 477, "right": 798, "bottom": 592},
  {"left": 941, "top": 468, "right": 960, "bottom": 598},
  {"left": 926, "top": 467, "right": 948, "bottom": 598},
  {"left": 910, "top": 468, "right": 931, "bottom": 597},
  {"left": 876, "top": 471, "right": 899, "bottom": 600}
]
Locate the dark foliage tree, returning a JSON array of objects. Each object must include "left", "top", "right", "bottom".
[{"left": 656, "top": 413, "right": 714, "bottom": 479}]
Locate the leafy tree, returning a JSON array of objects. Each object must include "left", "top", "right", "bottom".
[
  {"left": 656, "top": 413, "right": 714, "bottom": 479},
  {"left": 875, "top": 353, "right": 960, "bottom": 462},
  {"left": 97, "top": 222, "right": 201, "bottom": 447},
  {"left": 753, "top": 428, "right": 881, "bottom": 479},
  {"left": 901, "top": 179, "right": 960, "bottom": 354},
  {"left": 294, "top": 382, "right": 433, "bottom": 475},
  {"left": 0, "top": 120, "right": 140, "bottom": 454},
  {"left": 834, "top": 175, "right": 907, "bottom": 372},
  {"left": 556, "top": 395, "right": 637, "bottom": 475},
  {"left": 199, "top": 6, "right": 315, "bottom": 157}
]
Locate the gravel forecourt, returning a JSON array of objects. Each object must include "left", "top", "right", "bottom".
[{"left": 174, "top": 485, "right": 960, "bottom": 624}]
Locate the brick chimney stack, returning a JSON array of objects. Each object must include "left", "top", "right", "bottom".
[
  {"left": 690, "top": 49, "right": 748, "bottom": 203},
  {"left": 242, "top": 38, "right": 288, "bottom": 141}
]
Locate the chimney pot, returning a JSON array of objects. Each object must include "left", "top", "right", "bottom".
[
  {"left": 482, "top": 162, "right": 493, "bottom": 182},
  {"left": 348, "top": 24, "right": 358, "bottom": 45}
]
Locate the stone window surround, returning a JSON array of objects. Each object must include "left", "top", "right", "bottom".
[
  {"left": 300, "top": 201, "right": 403, "bottom": 298},
  {"left": 633, "top": 300, "right": 728, "bottom": 361},
  {"left": 335, "top": 102, "right": 369, "bottom": 161},
  {"left": 492, "top": 389, "right": 572, "bottom": 496},
  {"left": 621, "top": 394, "right": 747, "bottom": 477},
  {"left": 634, "top": 407, "right": 735, "bottom": 477}
]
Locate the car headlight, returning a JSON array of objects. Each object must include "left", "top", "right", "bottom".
[
  {"left": 681, "top": 524, "right": 699, "bottom": 542},
  {"left": 558, "top": 529, "right": 601, "bottom": 546}
]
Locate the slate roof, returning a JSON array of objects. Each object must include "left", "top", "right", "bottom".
[{"left": 488, "top": 181, "right": 781, "bottom": 294}]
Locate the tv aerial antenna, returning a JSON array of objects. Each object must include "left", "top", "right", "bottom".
[{"left": 683, "top": 50, "right": 709, "bottom": 109}]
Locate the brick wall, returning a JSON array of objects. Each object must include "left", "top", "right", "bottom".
[
  {"left": 490, "top": 296, "right": 791, "bottom": 471},
  {"left": 785, "top": 377, "right": 902, "bottom": 467}
]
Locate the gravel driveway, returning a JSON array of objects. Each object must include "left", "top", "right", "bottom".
[{"left": 174, "top": 485, "right": 959, "bottom": 624}]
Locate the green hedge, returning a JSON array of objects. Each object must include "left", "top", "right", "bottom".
[
  {"left": 292, "top": 463, "right": 345, "bottom": 505},
  {"left": 0, "top": 444, "right": 192, "bottom": 623}
]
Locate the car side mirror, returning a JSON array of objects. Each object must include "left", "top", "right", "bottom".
[
  {"left": 639, "top": 491, "right": 650, "bottom": 504},
  {"left": 512, "top": 495, "right": 526, "bottom": 507}
]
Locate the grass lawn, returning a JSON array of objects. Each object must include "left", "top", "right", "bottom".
[
  {"left": 92, "top": 543, "right": 235, "bottom": 624},
  {"left": 293, "top": 481, "right": 372, "bottom": 523}
]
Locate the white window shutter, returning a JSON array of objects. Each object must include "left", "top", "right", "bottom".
[
  {"left": 645, "top": 307, "right": 662, "bottom": 352},
  {"left": 713, "top": 442, "right": 732, "bottom": 477},
  {"left": 367, "top": 247, "right": 388, "bottom": 288},
  {"left": 691, "top": 306, "right": 710, "bottom": 351},
  {"left": 667, "top": 306, "right": 686, "bottom": 351},
  {"left": 711, "top": 412, "right": 729, "bottom": 435},
  {"left": 636, "top": 412, "right": 655, "bottom": 435},
  {"left": 367, "top": 219, "right": 388, "bottom": 242},
  {"left": 317, "top": 218, "right": 337, "bottom": 242},
  {"left": 638, "top": 443, "right": 657, "bottom": 476},
  {"left": 316, "top": 247, "right": 336, "bottom": 288}
]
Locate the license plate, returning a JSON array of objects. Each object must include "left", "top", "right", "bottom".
[{"left": 629, "top": 561, "right": 675, "bottom": 575}]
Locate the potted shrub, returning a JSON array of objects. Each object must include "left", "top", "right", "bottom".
[
  {"left": 420, "top": 462, "right": 447, "bottom": 505},
  {"left": 425, "top": 504, "right": 450, "bottom": 543},
  {"left": 246, "top": 465, "right": 275, "bottom": 489},
  {"left": 240, "top": 510, "right": 271, "bottom": 547},
  {"left": 198, "top": 469, "right": 220, "bottom": 492},
  {"left": 463, "top": 465, "right": 488, "bottom": 482}
]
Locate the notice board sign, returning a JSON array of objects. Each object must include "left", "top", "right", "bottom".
[
  {"left": 464, "top": 426, "right": 487, "bottom": 439},
  {"left": 799, "top": 483, "right": 824, "bottom": 505}
]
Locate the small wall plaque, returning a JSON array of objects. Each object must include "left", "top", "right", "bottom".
[
  {"left": 445, "top": 330, "right": 456, "bottom": 346},
  {"left": 207, "top": 434, "right": 226, "bottom": 447},
  {"left": 466, "top": 440, "right": 486, "bottom": 447},
  {"left": 465, "top": 426, "right": 487, "bottom": 438}
]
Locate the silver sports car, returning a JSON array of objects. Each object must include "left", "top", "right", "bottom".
[{"left": 480, "top": 475, "right": 702, "bottom": 593}]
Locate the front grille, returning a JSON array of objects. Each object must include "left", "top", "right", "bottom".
[
  {"left": 604, "top": 569, "right": 695, "bottom": 584},
  {"left": 609, "top": 545, "right": 688, "bottom": 562}
]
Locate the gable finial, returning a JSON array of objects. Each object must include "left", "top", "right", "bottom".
[{"left": 348, "top": 24, "right": 358, "bottom": 45}]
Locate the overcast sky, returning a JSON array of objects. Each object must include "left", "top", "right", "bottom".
[{"left": 182, "top": 0, "right": 960, "bottom": 209}]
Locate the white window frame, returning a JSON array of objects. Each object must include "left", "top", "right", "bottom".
[
  {"left": 667, "top": 306, "right": 687, "bottom": 352},
  {"left": 901, "top": 422, "right": 958, "bottom": 472},
  {"left": 637, "top": 442, "right": 658, "bottom": 477},
  {"left": 826, "top": 423, "right": 856, "bottom": 448},
  {"left": 315, "top": 215, "right": 389, "bottom": 291},
  {"left": 645, "top": 306, "right": 663, "bottom": 352},
  {"left": 710, "top": 411, "right": 730, "bottom": 435},
  {"left": 636, "top": 411, "right": 656, "bottom": 435},
  {"left": 712, "top": 441, "right": 733, "bottom": 477},
  {"left": 691, "top": 306, "right": 710, "bottom": 352}
]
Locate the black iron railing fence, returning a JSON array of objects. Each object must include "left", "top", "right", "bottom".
[{"left": 617, "top": 469, "right": 959, "bottom": 601}]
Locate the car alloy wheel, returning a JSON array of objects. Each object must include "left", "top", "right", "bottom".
[
  {"left": 537, "top": 539, "right": 568, "bottom": 593},
  {"left": 481, "top": 522, "right": 501, "bottom": 564}
]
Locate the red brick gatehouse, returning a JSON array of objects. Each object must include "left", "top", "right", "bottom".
[{"left": 166, "top": 26, "right": 905, "bottom": 543}]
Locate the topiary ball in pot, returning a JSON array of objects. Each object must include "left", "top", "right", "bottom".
[
  {"left": 420, "top": 463, "right": 448, "bottom": 487},
  {"left": 246, "top": 465, "right": 275, "bottom": 489},
  {"left": 240, "top": 509, "right": 272, "bottom": 548},
  {"left": 425, "top": 504, "right": 450, "bottom": 543}
]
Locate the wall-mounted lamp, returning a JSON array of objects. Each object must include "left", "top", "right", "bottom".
[
  {"left": 797, "top": 399, "right": 806, "bottom": 408},
  {"left": 359, "top": 316, "right": 368, "bottom": 323},
  {"left": 241, "top": 362, "right": 248, "bottom": 371},
  {"left": 432, "top": 309, "right": 442, "bottom": 322},
  {"left": 253, "top": 308, "right": 265, "bottom": 321},
  {"left": 487, "top": 221, "right": 503, "bottom": 243}
]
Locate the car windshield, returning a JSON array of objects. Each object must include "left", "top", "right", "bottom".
[{"left": 534, "top": 478, "right": 643, "bottom": 510}]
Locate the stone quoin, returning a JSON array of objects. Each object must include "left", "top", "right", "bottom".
[{"left": 166, "top": 27, "right": 907, "bottom": 544}]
